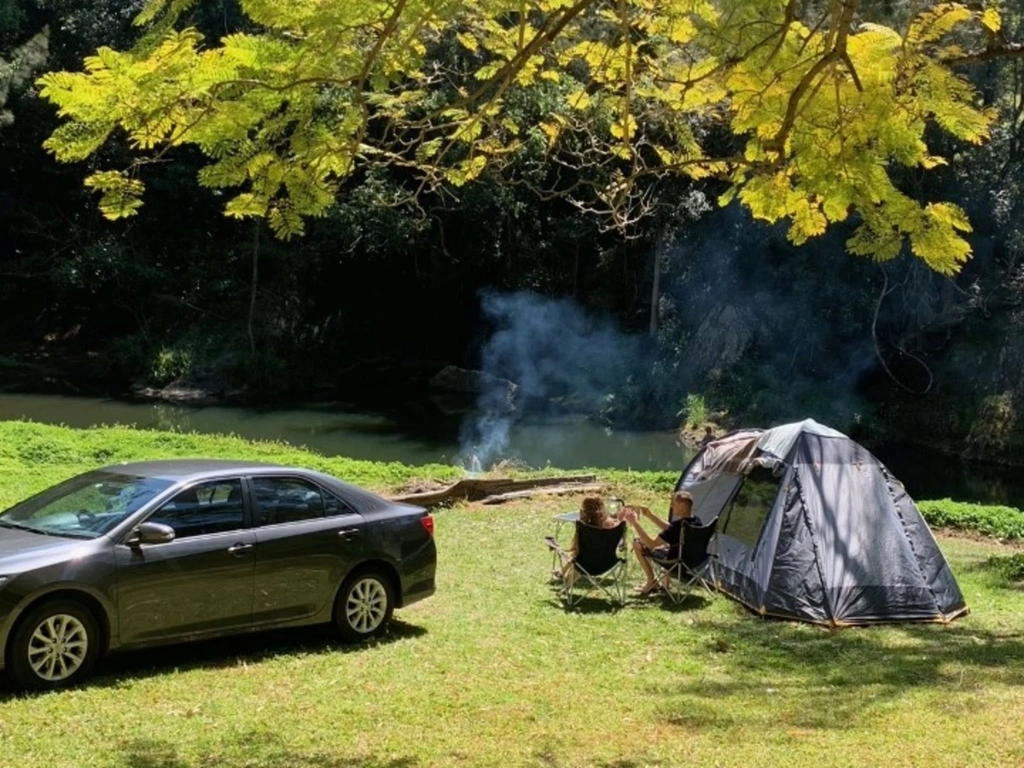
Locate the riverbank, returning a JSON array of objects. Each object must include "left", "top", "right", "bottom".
[
  {"left": 4, "top": 391, "right": 1024, "bottom": 508},
  {"left": 0, "top": 420, "right": 681, "bottom": 504},
  {"left": 0, "top": 421, "right": 1020, "bottom": 542},
  {"left": 0, "top": 420, "right": 457, "bottom": 499}
]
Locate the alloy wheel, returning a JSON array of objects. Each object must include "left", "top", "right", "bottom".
[
  {"left": 345, "top": 577, "right": 388, "bottom": 634},
  {"left": 27, "top": 614, "right": 90, "bottom": 682}
]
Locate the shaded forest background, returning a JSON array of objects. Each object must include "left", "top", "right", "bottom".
[{"left": 2, "top": 0, "right": 1024, "bottom": 464}]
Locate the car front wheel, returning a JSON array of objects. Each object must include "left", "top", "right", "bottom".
[
  {"left": 335, "top": 570, "right": 394, "bottom": 642},
  {"left": 7, "top": 600, "right": 102, "bottom": 690}
]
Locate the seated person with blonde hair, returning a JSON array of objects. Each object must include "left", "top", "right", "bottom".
[{"left": 621, "top": 491, "right": 701, "bottom": 596}]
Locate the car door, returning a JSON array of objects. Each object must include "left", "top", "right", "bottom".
[
  {"left": 114, "top": 478, "right": 255, "bottom": 645},
  {"left": 250, "top": 475, "right": 366, "bottom": 624}
]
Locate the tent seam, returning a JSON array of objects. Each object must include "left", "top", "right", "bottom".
[
  {"left": 756, "top": 464, "right": 794, "bottom": 609},
  {"left": 790, "top": 466, "right": 837, "bottom": 626},
  {"left": 879, "top": 465, "right": 947, "bottom": 618}
]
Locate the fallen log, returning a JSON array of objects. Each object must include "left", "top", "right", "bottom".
[
  {"left": 388, "top": 474, "right": 599, "bottom": 507},
  {"left": 480, "top": 482, "right": 607, "bottom": 505}
]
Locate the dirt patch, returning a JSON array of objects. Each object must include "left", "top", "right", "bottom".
[
  {"left": 935, "top": 528, "right": 1024, "bottom": 551},
  {"left": 677, "top": 423, "right": 725, "bottom": 451}
]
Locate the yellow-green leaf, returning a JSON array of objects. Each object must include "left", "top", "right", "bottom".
[{"left": 981, "top": 8, "right": 1001, "bottom": 33}]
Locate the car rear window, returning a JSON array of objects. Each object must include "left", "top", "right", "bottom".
[{"left": 251, "top": 476, "right": 327, "bottom": 526}]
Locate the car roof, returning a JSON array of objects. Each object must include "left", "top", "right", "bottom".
[
  {"left": 100, "top": 459, "right": 305, "bottom": 482},
  {"left": 96, "top": 459, "right": 401, "bottom": 511}
]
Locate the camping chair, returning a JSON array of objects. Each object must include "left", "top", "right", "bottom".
[
  {"left": 545, "top": 521, "right": 629, "bottom": 607},
  {"left": 649, "top": 517, "right": 719, "bottom": 605}
]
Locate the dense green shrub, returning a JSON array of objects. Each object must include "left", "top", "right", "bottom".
[
  {"left": 681, "top": 393, "right": 708, "bottom": 429},
  {"left": 601, "top": 469, "right": 680, "bottom": 494},
  {"left": 918, "top": 498, "right": 1024, "bottom": 541},
  {"left": 984, "top": 553, "right": 1024, "bottom": 582}
]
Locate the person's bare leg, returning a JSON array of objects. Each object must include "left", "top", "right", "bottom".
[{"left": 632, "top": 540, "right": 657, "bottom": 591}]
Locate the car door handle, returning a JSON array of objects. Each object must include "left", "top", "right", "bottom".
[
  {"left": 227, "top": 543, "right": 253, "bottom": 556},
  {"left": 337, "top": 528, "right": 361, "bottom": 541}
]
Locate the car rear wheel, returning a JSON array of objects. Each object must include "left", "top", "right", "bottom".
[
  {"left": 334, "top": 570, "right": 394, "bottom": 642},
  {"left": 7, "top": 600, "right": 102, "bottom": 690}
]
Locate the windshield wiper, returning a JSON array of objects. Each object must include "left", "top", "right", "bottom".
[
  {"left": 0, "top": 519, "right": 36, "bottom": 531},
  {"left": 0, "top": 520, "right": 92, "bottom": 539},
  {"left": 51, "top": 529, "right": 95, "bottom": 540}
]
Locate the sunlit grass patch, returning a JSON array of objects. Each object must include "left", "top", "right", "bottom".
[{"left": 0, "top": 422, "right": 1022, "bottom": 767}]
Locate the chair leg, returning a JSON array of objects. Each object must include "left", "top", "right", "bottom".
[
  {"left": 657, "top": 561, "right": 713, "bottom": 605},
  {"left": 687, "top": 562, "right": 715, "bottom": 597},
  {"left": 562, "top": 569, "right": 594, "bottom": 608},
  {"left": 699, "top": 561, "right": 717, "bottom": 596},
  {"left": 667, "top": 571, "right": 688, "bottom": 605},
  {"left": 561, "top": 569, "right": 580, "bottom": 606},
  {"left": 699, "top": 574, "right": 716, "bottom": 596},
  {"left": 613, "top": 562, "right": 627, "bottom": 606},
  {"left": 561, "top": 565, "right": 627, "bottom": 608},
  {"left": 655, "top": 564, "right": 680, "bottom": 604}
]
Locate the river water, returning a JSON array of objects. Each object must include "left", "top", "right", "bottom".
[{"left": 0, "top": 393, "right": 1021, "bottom": 508}]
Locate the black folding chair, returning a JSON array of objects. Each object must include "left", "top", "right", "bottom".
[
  {"left": 649, "top": 517, "right": 719, "bottom": 605},
  {"left": 545, "top": 521, "right": 628, "bottom": 607}
]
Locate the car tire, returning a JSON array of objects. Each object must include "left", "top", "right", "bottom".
[
  {"left": 334, "top": 569, "right": 394, "bottom": 643},
  {"left": 7, "top": 599, "right": 102, "bottom": 691}
]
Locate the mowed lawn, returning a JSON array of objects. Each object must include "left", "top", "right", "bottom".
[{"left": 1, "top": 494, "right": 1023, "bottom": 768}]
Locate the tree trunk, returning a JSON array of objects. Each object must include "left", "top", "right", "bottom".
[
  {"left": 650, "top": 227, "right": 664, "bottom": 336},
  {"left": 387, "top": 474, "right": 601, "bottom": 507},
  {"left": 248, "top": 221, "right": 260, "bottom": 357}
]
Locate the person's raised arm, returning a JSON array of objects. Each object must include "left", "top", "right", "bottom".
[
  {"left": 641, "top": 506, "right": 670, "bottom": 531},
  {"left": 623, "top": 508, "right": 664, "bottom": 549}
]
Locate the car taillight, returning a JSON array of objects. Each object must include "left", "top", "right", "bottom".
[{"left": 420, "top": 514, "right": 434, "bottom": 537}]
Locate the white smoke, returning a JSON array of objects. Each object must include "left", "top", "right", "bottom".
[{"left": 459, "top": 290, "right": 646, "bottom": 469}]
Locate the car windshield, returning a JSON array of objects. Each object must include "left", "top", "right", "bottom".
[{"left": 0, "top": 471, "right": 174, "bottom": 539}]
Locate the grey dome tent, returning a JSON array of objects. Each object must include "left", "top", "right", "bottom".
[{"left": 679, "top": 419, "right": 967, "bottom": 626}]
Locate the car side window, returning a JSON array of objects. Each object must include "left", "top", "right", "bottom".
[
  {"left": 252, "top": 477, "right": 325, "bottom": 526},
  {"left": 324, "top": 491, "right": 356, "bottom": 517},
  {"left": 146, "top": 479, "right": 245, "bottom": 539}
]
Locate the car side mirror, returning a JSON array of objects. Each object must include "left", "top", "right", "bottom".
[{"left": 127, "top": 521, "right": 176, "bottom": 547}]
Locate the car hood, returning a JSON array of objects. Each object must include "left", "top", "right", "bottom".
[{"left": 0, "top": 526, "right": 93, "bottom": 571}]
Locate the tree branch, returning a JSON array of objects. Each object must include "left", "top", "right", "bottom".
[
  {"left": 763, "top": 0, "right": 860, "bottom": 155},
  {"left": 944, "top": 42, "right": 1024, "bottom": 66}
]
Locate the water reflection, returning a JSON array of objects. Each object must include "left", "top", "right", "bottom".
[
  {"left": 872, "top": 443, "right": 1024, "bottom": 510},
  {"left": 0, "top": 393, "right": 1021, "bottom": 507},
  {"left": 0, "top": 393, "right": 688, "bottom": 471}
]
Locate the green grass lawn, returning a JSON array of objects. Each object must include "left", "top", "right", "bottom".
[{"left": 0, "top": 422, "right": 1022, "bottom": 767}]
